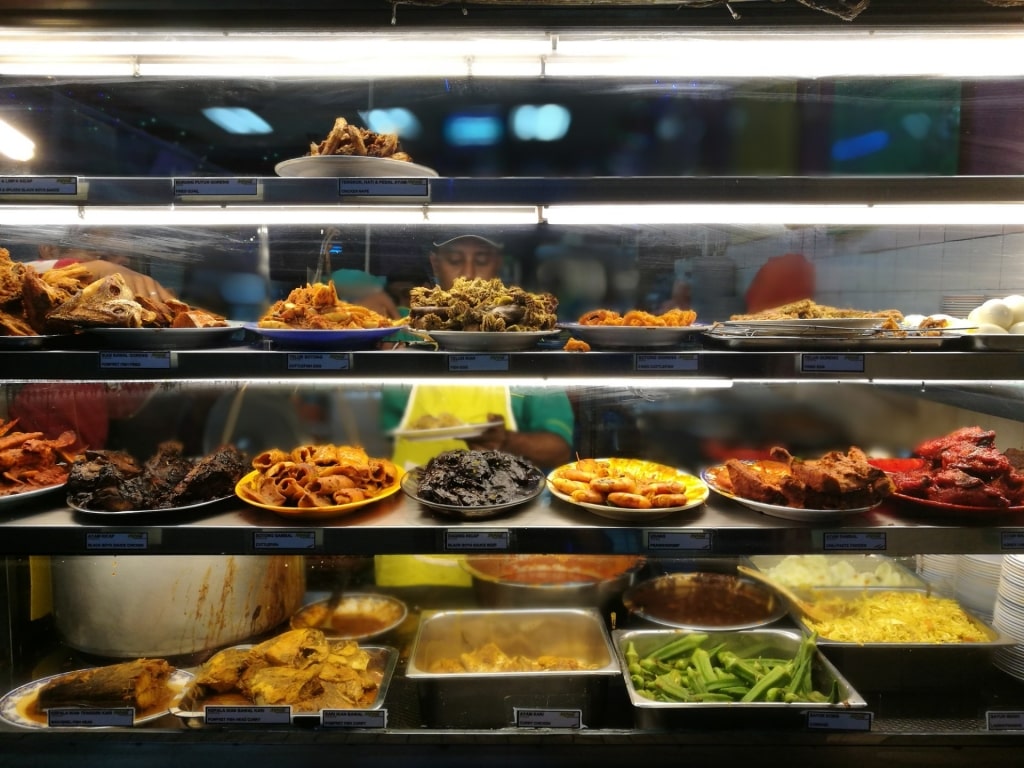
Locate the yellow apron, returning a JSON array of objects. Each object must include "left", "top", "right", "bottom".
[
  {"left": 378, "top": 384, "right": 517, "bottom": 588},
  {"left": 392, "top": 384, "right": 517, "bottom": 471}
]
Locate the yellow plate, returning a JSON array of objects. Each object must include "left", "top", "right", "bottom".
[
  {"left": 234, "top": 467, "right": 404, "bottom": 520},
  {"left": 546, "top": 457, "right": 708, "bottom": 521}
]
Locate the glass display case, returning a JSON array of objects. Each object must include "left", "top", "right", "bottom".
[{"left": 2, "top": 5, "right": 1024, "bottom": 766}]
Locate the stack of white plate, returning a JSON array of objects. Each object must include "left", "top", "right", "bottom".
[
  {"left": 916, "top": 554, "right": 959, "bottom": 596},
  {"left": 956, "top": 555, "right": 1004, "bottom": 622},
  {"left": 992, "top": 555, "right": 1024, "bottom": 681}
]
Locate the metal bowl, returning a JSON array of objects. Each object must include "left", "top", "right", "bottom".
[
  {"left": 461, "top": 554, "right": 645, "bottom": 609},
  {"left": 623, "top": 571, "right": 786, "bottom": 631},
  {"left": 289, "top": 592, "right": 408, "bottom": 641}
]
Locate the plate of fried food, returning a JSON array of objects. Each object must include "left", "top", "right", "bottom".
[
  {"left": 247, "top": 280, "right": 402, "bottom": 348},
  {"left": 701, "top": 446, "right": 894, "bottom": 522},
  {"left": 389, "top": 413, "right": 505, "bottom": 442},
  {"left": 235, "top": 443, "right": 403, "bottom": 520},
  {"left": 0, "top": 418, "right": 77, "bottom": 506},
  {"left": 275, "top": 116, "right": 438, "bottom": 178},
  {"left": 547, "top": 457, "right": 709, "bottom": 521},
  {"left": 0, "top": 658, "right": 193, "bottom": 729}
]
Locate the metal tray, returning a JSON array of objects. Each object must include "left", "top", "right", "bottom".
[
  {"left": 612, "top": 628, "right": 866, "bottom": 730},
  {"left": 406, "top": 608, "right": 619, "bottom": 728},
  {"left": 748, "top": 554, "right": 927, "bottom": 593}
]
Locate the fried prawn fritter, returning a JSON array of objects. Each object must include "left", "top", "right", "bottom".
[{"left": 577, "top": 307, "right": 697, "bottom": 327}]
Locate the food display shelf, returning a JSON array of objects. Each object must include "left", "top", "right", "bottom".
[
  {"left": 1, "top": 348, "right": 1021, "bottom": 382},
  {"left": 0, "top": 491, "right": 1017, "bottom": 556}
]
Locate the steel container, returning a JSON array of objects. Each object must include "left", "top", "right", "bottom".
[{"left": 406, "top": 608, "right": 620, "bottom": 728}]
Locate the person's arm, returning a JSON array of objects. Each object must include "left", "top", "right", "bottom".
[{"left": 465, "top": 390, "right": 575, "bottom": 468}]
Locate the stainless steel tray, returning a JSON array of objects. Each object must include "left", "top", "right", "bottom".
[
  {"left": 406, "top": 608, "right": 619, "bottom": 728},
  {"left": 612, "top": 627, "right": 866, "bottom": 730}
]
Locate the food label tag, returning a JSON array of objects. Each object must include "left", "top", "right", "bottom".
[
  {"left": 174, "top": 177, "right": 261, "bottom": 200},
  {"left": 514, "top": 708, "right": 582, "bottom": 729},
  {"left": 801, "top": 354, "right": 865, "bottom": 373},
  {"left": 0, "top": 175, "right": 79, "bottom": 197},
  {"left": 339, "top": 178, "right": 429, "bottom": 198},
  {"left": 47, "top": 707, "right": 135, "bottom": 728},
  {"left": 321, "top": 709, "right": 388, "bottom": 729},
  {"left": 99, "top": 351, "right": 173, "bottom": 369},
  {"left": 444, "top": 529, "right": 510, "bottom": 551},
  {"left": 987, "top": 710, "right": 1024, "bottom": 730},
  {"left": 634, "top": 354, "right": 699, "bottom": 372},
  {"left": 253, "top": 530, "right": 318, "bottom": 551},
  {"left": 806, "top": 710, "right": 872, "bottom": 731},
  {"left": 1000, "top": 531, "right": 1024, "bottom": 551},
  {"left": 822, "top": 532, "right": 886, "bottom": 551},
  {"left": 645, "top": 530, "right": 713, "bottom": 551},
  {"left": 85, "top": 532, "right": 148, "bottom": 551},
  {"left": 448, "top": 354, "right": 510, "bottom": 372},
  {"left": 204, "top": 706, "right": 291, "bottom": 725},
  {"left": 286, "top": 353, "right": 352, "bottom": 371}
]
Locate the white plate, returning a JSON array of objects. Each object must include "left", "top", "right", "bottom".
[
  {"left": 0, "top": 334, "right": 52, "bottom": 349},
  {"left": 0, "top": 668, "right": 193, "bottom": 729},
  {"left": 558, "top": 323, "right": 703, "bottom": 350},
  {"left": 389, "top": 420, "right": 504, "bottom": 442},
  {"left": 77, "top": 324, "right": 243, "bottom": 350},
  {"left": 0, "top": 482, "right": 66, "bottom": 506},
  {"left": 274, "top": 155, "right": 439, "bottom": 178},
  {"left": 546, "top": 458, "right": 708, "bottom": 522},
  {"left": 244, "top": 323, "right": 399, "bottom": 349},
  {"left": 424, "top": 330, "right": 557, "bottom": 352},
  {"left": 701, "top": 464, "right": 878, "bottom": 522},
  {"left": 67, "top": 493, "right": 235, "bottom": 517}
]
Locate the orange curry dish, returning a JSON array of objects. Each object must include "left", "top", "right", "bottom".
[{"left": 577, "top": 308, "right": 697, "bottom": 327}]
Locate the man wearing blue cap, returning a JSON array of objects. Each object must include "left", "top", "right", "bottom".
[{"left": 380, "top": 233, "right": 574, "bottom": 472}]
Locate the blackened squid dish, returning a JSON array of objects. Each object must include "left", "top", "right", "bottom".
[{"left": 416, "top": 449, "right": 542, "bottom": 507}]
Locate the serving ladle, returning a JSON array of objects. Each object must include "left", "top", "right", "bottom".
[{"left": 736, "top": 565, "right": 835, "bottom": 624}]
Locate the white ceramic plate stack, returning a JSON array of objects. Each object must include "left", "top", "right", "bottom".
[
  {"left": 916, "top": 554, "right": 959, "bottom": 596},
  {"left": 992, "top": 555, "right": 1024, "bottom": 681},
  {"left": 955, "top": 555, "right": 1004, "bottom": 622}
]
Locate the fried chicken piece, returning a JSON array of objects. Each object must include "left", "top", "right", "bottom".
[
  {"left": 771, "top": 445, "right": 894, "bottom": 508},
  {"left": 724, "top": 458, "right": 800, "bottom": 506}
]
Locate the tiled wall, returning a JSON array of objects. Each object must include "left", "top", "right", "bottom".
[{"left": 722, "top": 225, "right": 1024, "bottom": 319}]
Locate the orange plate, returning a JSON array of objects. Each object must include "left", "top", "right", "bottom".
[{"left": 235, "top": 468, "right": 403, "bottom": 520}]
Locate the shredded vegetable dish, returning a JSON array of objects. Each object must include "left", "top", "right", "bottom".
[{"left": 804, "top": 592, "right": 991, "bottom": 644}]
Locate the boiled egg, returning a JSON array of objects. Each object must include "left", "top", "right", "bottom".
[
  {"left": 1002, "top": 294, "right": 1024, "bottom": 325},
  {"left": 972, "top": 322, "right": 1009, "bottom": 335},
  {"left": 969, "top": 299, "right": 1014, "bottom": 331},
  {"left": 1009, "top": 321, "right": 1024, "bottom": 335}
]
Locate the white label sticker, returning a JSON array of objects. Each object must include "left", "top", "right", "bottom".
[
  {"left": 286, "top": 353, "right": 351, "bottom": 371},
  {"left": 339, "top": 178, "right": 429, "bottom": 197},
  {"left": 99, "top": 352, "right": 173, "bottom": 369},
  {"left": 174, "top": 178, "right": 260, "bottom": 199},
  {"left": 635, "top": 354, "right": 699, "bottom": 372},
  {"left": 253, "top": 531, "right": 317, "bottom": 550},
  {"left": 204, "top": 706, "right": 292, "bottom": 725},
  {"left": 822, "top": 532, "right": 886, "bottom": 551},
  {"left": 448, "top": 354, "right": 510, "bottom": 372},
  {"left": 85, "top": 532, "right": 148, "bottom": 551},
  {"left": 47, "top": 707, "right": 135, "bottom": 728},
  {"left": 444, "top": 530, "right": 511, "bottom": 551},
  {"left": 0, "top": 176, "right": 78, "bottom": 196},
  {"left": 1001, "top": 531, "right": 1024, "bottom": 551},
  {"left": 987, "top": 710, "right": 1024, "bottom": 730},
  {"left": 514, "top": 708, "right": 582, "bottom": 729},
  {"left": 645, "top": 530, "right": 713, "bottom": 551},
  {"left": 321, "top": 709, "right": 388, "bottom": 729},
  {"left": 806, "top": 710, "right": 872, "bottom": 731},
  {"left": 801, "top": 354, "right": 865, "bottom": 373}
]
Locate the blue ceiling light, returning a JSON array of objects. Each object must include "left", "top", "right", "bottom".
[
  {"left": 511, "top": 103, "right": 571, "bottom": 141},
  {"left": 202, "top": 106, "right": 273, "bottom": 135},
  {"left": 359, "top": 107, "right": 422, "bottom": 140},
  {"left": 831, "top": 129, "right": 890, "bottom": 162},
  {"left": 444, "top": 113, "right": 503, "bottom": 146}
]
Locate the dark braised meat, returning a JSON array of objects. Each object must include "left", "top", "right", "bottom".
[
  {"left": 416, "top": 449, "right": 541, "bottom": 506},
  {"left": 67, "top": 442, "right": 247, "bottom": 511},
  {"left": 913, "top": 426, "right": 995, "bottom": 460}
]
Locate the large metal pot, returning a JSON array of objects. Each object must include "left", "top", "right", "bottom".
[
  {"left": 51, "top": 554, "right": 306, "bottom": 658},
  {"left": 461, "top": 554, "right": 644, "bottom": 609}
]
